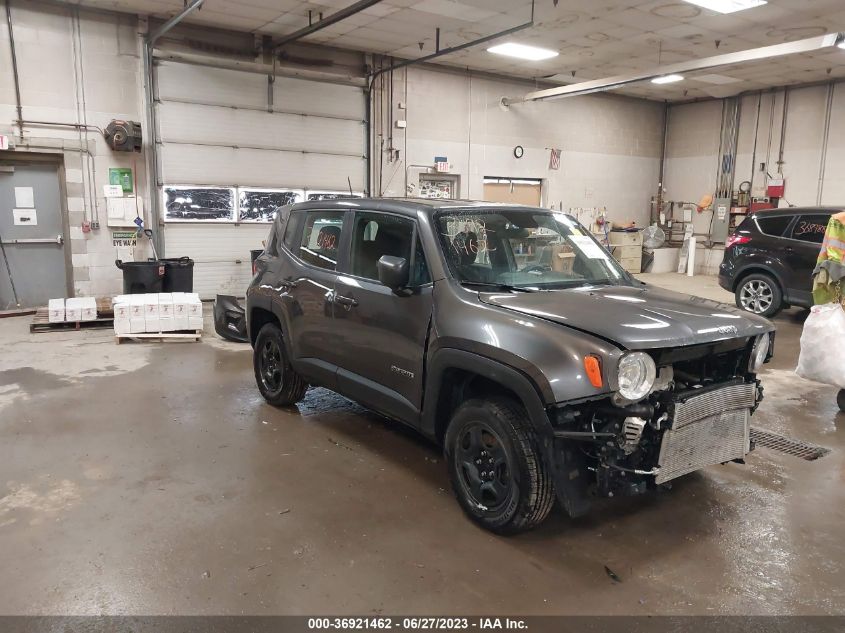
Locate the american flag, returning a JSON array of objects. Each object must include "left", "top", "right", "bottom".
[{"left": 549, "top": 148, "right": 561, "bottom": 170}]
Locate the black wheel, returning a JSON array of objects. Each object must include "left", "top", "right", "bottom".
[
  {"left": 838, "top": 389, "right": 845, "bottom": 413},
  {"left": 253, "top": 322, "right": 308, "bottom": 407},
  {"left": 444, "top": 397, "right": 555, "bottom": 535},
  {"left": 735, "top": 273, "right": 783, "bottom": 318}
]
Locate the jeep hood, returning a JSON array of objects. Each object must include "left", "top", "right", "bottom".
[{"left": 479, "top": 283, "right": 773, "bottom": 350}]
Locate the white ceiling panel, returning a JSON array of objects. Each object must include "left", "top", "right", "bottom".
[{"left": 67, "top": 0, "right": 845, "bottom": 101}]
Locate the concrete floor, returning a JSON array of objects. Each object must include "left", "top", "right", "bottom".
[{"left": 0, "top": 273, "right": 843, "bottom": 615}]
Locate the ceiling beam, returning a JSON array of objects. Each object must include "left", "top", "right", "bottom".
[
  {"left": 148, "top": 0, "right": 205, "bottom": 44},
  {"left": 503, "top": 33, "right": 844, "bottom": 105},
  {"left": 271, "top": 0, "right": 384, "bottom": 51}
]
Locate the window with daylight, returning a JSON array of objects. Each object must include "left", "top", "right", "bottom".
[
  {"left": 163, "top": 186, "right": 235, "bottom": 222},
  {"left": 239, "top": 189, "right": 304, "bottom": 223}
]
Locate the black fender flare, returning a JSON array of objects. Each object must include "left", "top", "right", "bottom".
[
  {"left": 422, "top": 348, "right": 591, "bottom": 517},
  {"left": 246, "top": 291, "right": 295, "bottom": 360},
  {"left": 421, "top": 347, "right": 553, "bottom": 442}
]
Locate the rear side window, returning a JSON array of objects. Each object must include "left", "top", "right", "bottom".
[
  {"left": 790, "top": 214, "right": 830, "bottom": 244},
  {"left": 298, "top": 211, "right": 344, "bottom": 271},
  {"left": 754, "top": 215, "right": 792, "bottom": 237},
  {"left": 282, "top": 212, "right": 300, "bottom": 250}
]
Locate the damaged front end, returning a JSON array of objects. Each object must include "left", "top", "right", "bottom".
[{"left": 549, "top": 336, "right": 766, "bottom": 517}]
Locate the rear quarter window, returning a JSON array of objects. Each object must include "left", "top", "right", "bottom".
[
  {"left": 282, "top": 212, "right": 301, "bottom": 250},
  {"left": 753, "top": 215, "right": 792, "bottom": 237},
  {"left": 790, "top": 214, "right": 830, "bottom": 244}
]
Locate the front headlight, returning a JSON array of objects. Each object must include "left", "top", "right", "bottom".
[
  {"left": 749, "top": 332, "right": 770, "bottom": 373},
  {"left": 617, "top": 351, "right": 657, "bottom": 401}
]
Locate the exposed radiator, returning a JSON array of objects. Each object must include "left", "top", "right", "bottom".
[{"left": 656, "top": 382, "right": 756, "bottom": 484}]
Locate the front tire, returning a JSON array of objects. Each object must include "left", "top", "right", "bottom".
[
  {"left": 444, "top": 397, "right": 555, "bottom": 535},
  {"left": 838, "top": 389, "right": 845, "bottom": 413},
  {"left": 736, "top": 273, "right": 783, "bottom": 318},
  {"left": 253, "top": 322, "right": 308, "bottom": 407}
]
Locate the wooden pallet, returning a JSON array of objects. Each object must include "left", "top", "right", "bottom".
[
  {"left": 115, "top": 330, "right": 202, "bottom": 344},
  {"left": 30, "top": 308, "right": 114, "bottom": 333}
]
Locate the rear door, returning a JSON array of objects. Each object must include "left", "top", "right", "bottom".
[
  {"left": 332, "top": 211, "right": 433, "bottom": 425},
  {"left": 782, "top": 212, "right": 830, "bottom": 304},
  {"left": 0, "top": 160, "right": 69, "bottom": 309},
  {"left": 276, "top": 209, "right": 346, "bottom": 388}
]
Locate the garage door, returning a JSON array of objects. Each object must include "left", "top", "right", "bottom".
[{"left": 155, "top": 61, "right": 366, "bottom": 298}]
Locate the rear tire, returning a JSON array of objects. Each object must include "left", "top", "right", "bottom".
[
  {"left": 253, "top": 322, "right": 308, "bottom": 407},
  {"left": 838, "top": 389, "right": 845, "bottom": 413},
  {"left": 735, "top": 273, "right": 783, "bottom": 318},
  {"left": 444, "top": 397, "right": 555, "bottom": 535}
]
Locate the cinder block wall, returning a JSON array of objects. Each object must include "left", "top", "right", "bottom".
[
  {"left": 0, "top": 2, "right": 151, "bottom": 298},
  {"left": 374, "top": 65, "right": 666, "bottom": 228},
  {"left": 664, "top": 83, "right": 845, "bottom": 220}
]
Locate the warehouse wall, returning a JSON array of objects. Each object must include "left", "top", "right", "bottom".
[
  {"left": 664, "top": 83, "right": 845, "bottom": 236},
  {"left": 0, "top": 2, "right": 151, "bottom": 298},
  {"left": 373, "top": 66, "right": 665, "bottom": 227}
]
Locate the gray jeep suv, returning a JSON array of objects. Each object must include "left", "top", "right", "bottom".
[{"left": 247, "top": 198, "right": 774, "bottom": 534}]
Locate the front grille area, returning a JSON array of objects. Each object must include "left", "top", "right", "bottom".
[{"left": 655, "top": 382, "right": 757, "bottom": 484}]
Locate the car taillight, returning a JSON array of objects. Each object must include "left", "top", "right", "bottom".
[
  {"left": 726, "top": 234, "right": 751, "bottom": 248},
  {"left": 252, "top": 260, "right": 258, "bottom": 275}
]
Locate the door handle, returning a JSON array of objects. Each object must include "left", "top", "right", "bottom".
[
  {"left": 1, "top": 234, "right": 63, "bottom": 245},
  {"left": 334, "top": 294, "right": 358, "bottom": 309}
]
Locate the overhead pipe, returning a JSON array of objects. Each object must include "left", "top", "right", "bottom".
[
  {"left": 4, "top": 0, "right": 23, "bottom": 140},
  {"left": 503, "top": 33, "right": 843, "bottom": 105},
  {"left": 272, "top": 0, "right": 385, "bottom": 50},
  {"left": 816, "top": 82, "right": 835, "bottom": 205},
  {"left": 143, "top": 0, "right": 205, "bottom": 257}
]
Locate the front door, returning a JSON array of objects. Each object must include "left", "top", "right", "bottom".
[
  {"left": 333, "top": 211, "right": 433, "bottom": 426},
  {"left": 0, "top": 158, "right": 68, "bottom": 309},
  {"left": 783, "top": 212, "right": 830, "bottom": 304}
]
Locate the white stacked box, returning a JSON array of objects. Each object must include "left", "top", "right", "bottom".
[
  {"left": 48, "top": 299, "right": 65, "bottom": 323},
  {"left": 144, "top": 294, "right": 160, "bottom": 333},
  {"left": 186, "top": 293, "right": 203, "bottom": 331},
  {"left": 158, "top": 293, "right": 175, "bottom": 332},
  {"left": 64, "top": 298, "right": 81, "bottom": 321},
  {"left": 129, "top": 295, "right": 146, "bottom": 333},
  {"left": 79, "top": 297, "right": 97, "bottom": 321},
  {"left": 113, "top": 299, "right": 131, "bottom": 334},
  {"left": 172, "top": 292, "right": 189, "bottom": 331}
]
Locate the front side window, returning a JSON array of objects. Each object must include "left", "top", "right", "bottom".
[
  {"left": 299, "top": 211, "right": 344, "bottom": 271},
  {"left": 350, "top": 212, "right": 429, "bottom": 285},
  {"left": 435, "top": 210, "right": 629, "bottom": 290},
  {"left": 790, "top": 214, "right": 830, "bottom": 244}
]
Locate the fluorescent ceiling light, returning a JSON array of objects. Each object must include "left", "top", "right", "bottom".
[
  {"left": 682, "top": 0, "right": 767, "bottom": 14},
  {"left": 487, "top": 42, "right": 558, "bottom": 61},
  {"left": 652, "top": 74, "right": 684, "bottom": 84}
]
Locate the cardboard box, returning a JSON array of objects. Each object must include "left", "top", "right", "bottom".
[
  {"left": 171, "top": 293, "right": 189, "bottom": 331},
  {"left": 78, "top": 297, "right": 97, "bottom": 321},
  {"left": 144, "top": 294, "right": 160, "bottom": 333},
  {"left": 64, "top": 298, "right": 81, "bottom": 322},
  {"left": 129, "top": 295, "right": 146, "bottom": 333},
  {"left": 188, "top": 316, "right": 204, "bottom": 332},
  {"left": 113, "top": 300, "right": 131, "bottom": 335},
  {"left": 48, "top": 298, "right": 65, "bottom": 323}
]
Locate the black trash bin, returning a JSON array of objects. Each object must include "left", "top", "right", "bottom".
[
  {"left": 116, "top": 260, "right": 165, "bottom": 294},
  {"left": 161, "top": 257, "right": 195, "bottom": 292}
]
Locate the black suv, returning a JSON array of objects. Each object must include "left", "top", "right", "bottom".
[
  {"left": 247, "top": 199, "right": 773, "bottom": 534},
  {"left": 719, "top": 207, "right": 837, "bottom": 317}
]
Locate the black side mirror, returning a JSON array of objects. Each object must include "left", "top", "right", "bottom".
[{"left": 377, "top": 255, "right": 409, "bottom": 291}]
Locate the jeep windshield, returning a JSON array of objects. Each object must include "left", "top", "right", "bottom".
[{"left": 435, "top": 209, "right": 631, "bottom": 290}]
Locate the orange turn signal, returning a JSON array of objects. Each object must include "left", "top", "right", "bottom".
[{"left": 584, "top": 355, "right": 603, "bottom": 388}]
